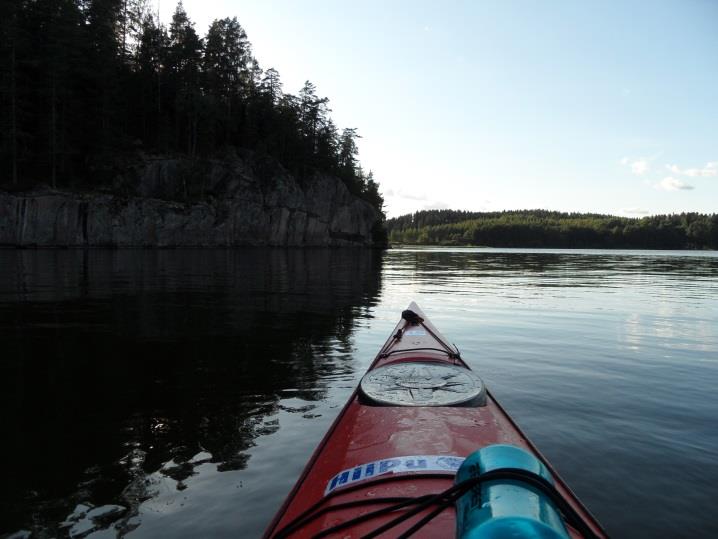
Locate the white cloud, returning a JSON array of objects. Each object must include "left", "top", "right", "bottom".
[
  {"left": 631, "top": 160, "right": 649, "bottom": 175},
  {"left": 621, "top": 157, "right": 650, "bottom": 175},
  {"left": 665, "top": 162, "right": 717, "bottom": 178},
  {"left": 655, "top": 177, "right": 694, "bottom": 191}
]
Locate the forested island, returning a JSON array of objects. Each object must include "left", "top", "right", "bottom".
[
  {"left": 387, "top": 210, "right": 718, "bottom": 250},
  {"left": 0, "top": 1, "right": 386, "bottom": 246}
]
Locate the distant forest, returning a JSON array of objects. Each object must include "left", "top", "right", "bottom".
[
  {"left": 0, "top": 0, "right": 384, "bottom": 213},
  {"left": 387, "top": 210, "right": 718, "bottom": 250}
]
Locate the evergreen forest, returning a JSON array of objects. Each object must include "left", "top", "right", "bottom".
[
  {"left": 0, "top": 0, "right": 384, "bottom": 213},
  {"left": 387, "top": 210, "right": 718, "bottom": 250}
]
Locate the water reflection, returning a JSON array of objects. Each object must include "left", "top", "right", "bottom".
[
  {"left": 0, "top": 249, "right": 383, "bottom": 538},
  {"left": 2, "top": 247, "right": 718, "bottom": 538},
  {"left": 388, "top": 247, "right": 718, "bottom": 283},
  {"left": 379, "top": 248, "right": 718, "bottom": 539},
  {"left": 381, "top": 249, "right": 718, "bottom": 311}
]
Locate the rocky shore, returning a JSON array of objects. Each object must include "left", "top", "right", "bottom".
[{"left": 0, "top": 155, "right": 382, "bottom": 247}]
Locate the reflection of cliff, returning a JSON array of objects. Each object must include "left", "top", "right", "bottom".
[{"left": 0, "top": 249, "right": 383, "bottom": 537}]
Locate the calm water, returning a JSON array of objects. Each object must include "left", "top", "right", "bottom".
[{"left": 1, "top": 247, "right": 717, "bottom": 539}]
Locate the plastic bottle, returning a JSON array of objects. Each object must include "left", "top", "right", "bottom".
[{"left": 455, "top": 444, "right": 570, "bottom": 539}]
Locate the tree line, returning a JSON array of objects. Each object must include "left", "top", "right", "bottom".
[
  {"left": 0, "top": 0, "right": 384, "bottom": 214},
  {"left": 386, "top": 209, "right": 718, "bottom": 249}
]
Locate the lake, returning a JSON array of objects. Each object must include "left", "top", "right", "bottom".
[{"left": 1, "top": 247, "right": 717, "bottom": 538}]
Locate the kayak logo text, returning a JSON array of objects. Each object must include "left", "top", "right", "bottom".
[{"left": 324, "top": 455, "right": 466, "bottom": 495}]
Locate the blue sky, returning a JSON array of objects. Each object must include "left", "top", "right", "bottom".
[{"left": 163, "top": 1, "right": 718, "bottom": 218}]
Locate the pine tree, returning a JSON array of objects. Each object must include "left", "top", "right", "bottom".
[
  {"left": 364, "top": 171, "right": 384, "bottom": 211},
  {"left": 135, "top": 12, "right": 168, "bottom": 147},
  {"left": 315, "top": 119, "right": 338, "bottom": 171},
  {"left": 203, "top": 17, "right": 252, "bottom": 145},
  {"left": 167, "top": 2, "right": 202, "bottom": 154},
  {"left": 83, "top": 0, "right": 125, "bottom": 153},
  {"left": 121, "top": 0, "right": 150, "bottom": 60},
  {"left": 338, "top": 127, "right": 360, "bottom": 188},
  {"left": 262, "top": 68, "right": 282, "bottom": 104},
  {"left": 298, "top": 80, "right": 331, "bottom": 161}
]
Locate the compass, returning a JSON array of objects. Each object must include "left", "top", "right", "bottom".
[{"left": 360, "top": 362, "right": 486, "bottom": 406}]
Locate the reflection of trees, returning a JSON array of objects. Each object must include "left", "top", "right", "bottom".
[
  {"left": 397, "top": 250, "right": 718, "bottom": 288},
  {"left": 0, "top": 248, "right": 383, "bottom": 535}
]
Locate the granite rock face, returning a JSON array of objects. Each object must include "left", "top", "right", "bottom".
[{"left": 0, "top": 156, "right": 381, "bottom": 247}]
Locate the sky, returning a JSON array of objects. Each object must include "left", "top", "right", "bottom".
[{"left": 160, "top": 0, "right": 718, "bottom": 218}]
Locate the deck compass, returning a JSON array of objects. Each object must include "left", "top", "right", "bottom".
[{"left": 360, "top": 361, "right": 486, "bottom": 406}]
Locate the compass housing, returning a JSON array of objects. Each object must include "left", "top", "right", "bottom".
[{"left": 360, "top": 361, "right": 486, "bottom": 407}]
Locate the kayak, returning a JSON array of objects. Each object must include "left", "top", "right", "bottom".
[{"left": 264, "top": 303, "right": 607, "bottom": 538}]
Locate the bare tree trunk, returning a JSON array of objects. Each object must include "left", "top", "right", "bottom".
[
  {"left": 101, "top": 90, "right": 108, "bottom": 151},
  {"left": 226, "top": 99, "right": 231, "bottom": 144},
  {"left": 157, "top": 66, "right": 162, "bottom": 150},
  {"left": 190, "top": 93, "right": 198, "bottom": 158},
  {"left": 10, "top": 31, "right": 18, "bottom": 184},
  {"left": 193, "top": 113, "right": 198, "bottom": 157},
  {"left": 122, "top": 0, "right": 128, "bottom": 58},
  {"left": 60, "top": 96, "right": 66, "bottom": 177},
  {"left": 176, "top": 94, "right": 181, "bottom": 151},
  {"left": 157, "top": 4, "right": 161, "bottom": 119},
  {"left": 50, "top": 74, "right": 57, "bottom": 189},
  {"left": 187, "top": 109, "right": 192, "bottom": 156}
]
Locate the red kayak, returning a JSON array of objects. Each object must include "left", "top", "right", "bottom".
[{"left": 264, "top": 303, "right": 607, "bottom": 538}]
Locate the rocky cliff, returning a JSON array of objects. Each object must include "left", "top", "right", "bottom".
[{"left": 0, "top": 155, "right": 382, "bottom": 247}]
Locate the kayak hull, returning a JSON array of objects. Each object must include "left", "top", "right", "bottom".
[{"left": 264, "top": 303, "right": 606, "bottom": 538}]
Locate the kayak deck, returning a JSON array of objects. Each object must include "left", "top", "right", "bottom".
[{"left": 265, "top": 303, "right": 606, "bottom": 538}]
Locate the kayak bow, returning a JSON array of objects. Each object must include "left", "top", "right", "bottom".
[{"left": 264, "top": 303, "right": 607, "bottom": 539}]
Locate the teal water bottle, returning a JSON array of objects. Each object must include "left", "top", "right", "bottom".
[{"left": 455, "top": 444, "right": 570, "bottom": 539}]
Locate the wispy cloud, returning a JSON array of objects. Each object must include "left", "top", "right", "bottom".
[
  {"left": 655, "top": 177, "right": 694, "bottom": 191},
  {"left": 665, "top": 162, "right": 717, "bottom": 178},
  {"left": 619, "top": 207, "right": 650, "bottom": 217},
  {"left": 385, "top": 188, "right": 451, "bottom": 213},
  {"left": 385, "top": 189, "right": 428, "bottom": 201},
  {"left": 422, "top": 201, "right": 450, "bottom": 210}
]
